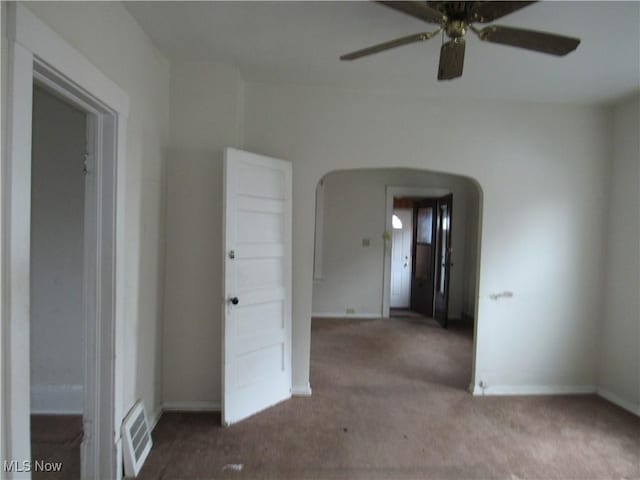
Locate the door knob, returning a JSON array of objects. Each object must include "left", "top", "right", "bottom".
[{"left": 229, "top": 297, "right": 239, "bottom": 305}]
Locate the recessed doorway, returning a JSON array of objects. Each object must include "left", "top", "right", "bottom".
[
  {"left": 390, "top": 193, "right": 454, "bottom": 326},
  {"left": 30, "top": 84, "right": 88, "bottom": 479},
  {"left": 312, "top": 168, "right": 481, "bottom": 325}
]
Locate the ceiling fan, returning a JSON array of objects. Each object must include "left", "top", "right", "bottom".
[{"left": 340, "top": 1, "right": 581, "bottom": 80}]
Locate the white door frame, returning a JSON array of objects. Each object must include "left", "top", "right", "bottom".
[
  {"left": 4, "top": 5, "right": 129, "bottom": 478},
  {"left": 382, "top": 186, "right": 451, "bottom": 318}
]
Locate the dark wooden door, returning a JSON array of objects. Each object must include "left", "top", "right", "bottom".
[
  {"left": 434, "top": 194, "right": 453, "bottom": 327},
  {"left": 410, "top": 199, "right": 437, "bottom": 316}
]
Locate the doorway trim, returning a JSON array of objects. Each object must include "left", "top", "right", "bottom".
[
  {"left": 4, "top": 5, "right": 129, "bottom": 478},
  {"left": 382, "top": 186, "right": 450, "bottom": 318}
]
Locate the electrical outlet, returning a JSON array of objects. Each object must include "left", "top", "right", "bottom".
[
  {"left": 346, "top": 308, "right": 355, "bottom": 314},
  {"left": 362, "top": 238, "right": 370, "bottom": 247}
]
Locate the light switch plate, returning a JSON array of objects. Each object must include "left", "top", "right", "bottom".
[{"left": 362, "top": 238, "right": 370, "bottom": 247}]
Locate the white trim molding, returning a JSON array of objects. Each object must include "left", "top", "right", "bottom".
[
  {"left": 10, "top": 4, "right": 129, "bottom": 116},
  {"left": 597, "top": 388, "right": 640, "bottom": 416},
  {"left": 163, "top": 402, "right": 222, "bottom": 412},
  {"left": 5, "top": 39, "right": 34, "bottom": 473},
  {"left": 292, "top": 384, "right": 313, "bottom": 397},
  {"left": 471, "top": 384, "right": 597, "bottom": 396},
  {"left": 312, "top": 312, "right": 382, "bottom": 319},
  {"left": 5, "top": 5, "right": 129, "bottom": 479}
]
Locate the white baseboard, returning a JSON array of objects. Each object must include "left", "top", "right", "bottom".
[
  {"left": 149, "top": 406, "right": 163, "bottom": 431},
  {"left": 597, "top": 388, "right": 640, "bottom": 416},
  {"left": 162, "top": 401, "right": 221, "bottom": 412},
  {"left": 31, "top": 384, "right": 83, "bottom": 414},
  {"left": 471, "top": 384, "right": 597, "bottom": 396},
  {"left": 312, "top": 312, "right": 381, "bottom": 319},
  {"left": 292, "top": 383, "right": 312, "bottom": 396}
]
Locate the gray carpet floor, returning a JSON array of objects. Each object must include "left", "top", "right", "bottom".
[
  {"left": 139, "top": 317, "right": 640, "bottom": 479},
  {"left": 30, "top": 414, "right": 82, "bottom": 480}
]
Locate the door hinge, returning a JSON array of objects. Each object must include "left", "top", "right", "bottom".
[{"left": 83, "top": 153, "right": 92, "bottom": 175}]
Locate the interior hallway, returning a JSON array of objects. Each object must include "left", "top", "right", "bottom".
[{"left": 140, "top": 317, "right": 640, "bottom": 479}]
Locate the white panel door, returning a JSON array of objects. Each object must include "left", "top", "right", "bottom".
[
  {"left": 222, "top": 148, "right": 292, "bottom": 425},
  {"left": 390, "top": 208, "right": 413, "bottom": 308}
]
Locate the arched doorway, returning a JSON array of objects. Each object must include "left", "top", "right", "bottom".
[{"left": 310, "top": 167, "right": 483, "bottom": 394}]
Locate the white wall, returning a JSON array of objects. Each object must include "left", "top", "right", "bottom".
[
  {"left": 30, "top": 87, "right": 86, "bottom": 414},
  {"left": 312, "top": 168, "right": 479, "bottom": 319},
  {"left": 597, "top": 94, "right": 640, "bottom": 414},
  {"left": 22, "top": 2, "right": 171, "bottom": 423},
  {"left": 162, "top": 62, "right": 243, "bottom": 409},
  {"left": 243, "top": 84, "right": 610, "bottom": 394},
  {"left": 463, "top": 186, "right": 481, "bottom": 319}
]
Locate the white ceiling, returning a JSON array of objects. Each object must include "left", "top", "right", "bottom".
[{"left": 125, "top": 1, "right": 640, "bottom": 104}]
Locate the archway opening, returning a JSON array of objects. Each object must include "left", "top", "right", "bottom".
[{"left": 311, "top": 167, "right": 482, "bottom": 395}]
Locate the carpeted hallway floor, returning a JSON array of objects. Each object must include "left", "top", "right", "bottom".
[
  {"left": 30, "top": 415, "right": 82, "bottom": 480},
  {"left": 140, "top": 317, "right": 640, "bottom": 479}
]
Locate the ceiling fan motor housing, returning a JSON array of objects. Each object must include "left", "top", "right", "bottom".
[{"left": 446, "top": 20, "right": 467, "bottom": 39}]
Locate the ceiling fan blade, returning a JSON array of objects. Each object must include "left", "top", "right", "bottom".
[
  {"left": 471, "top": 1, "right": 537, "bottom": 23},
  {"left": 377, "top": 1, "right": 445, "bottom": 24},
  {"left": 438, "top": 39, "right": 465, "bottom": 80},
  {"left": 340, "top": 30, "right": 440, "bottom": 60},
  {"left": 476, "top": 25, "right": 580, "bottom": 56}
]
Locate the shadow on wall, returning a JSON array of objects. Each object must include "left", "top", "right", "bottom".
[
  {"left": 162, "top": 148, "right": 226, "bottom": 407},
  {"left": 311, "top": 167, "right": 482, "bottom": 322},
  {"left": 133, "top": 143, "right": 169, "bottom": 422}
]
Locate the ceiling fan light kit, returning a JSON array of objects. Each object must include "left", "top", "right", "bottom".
[{"left": 340, "top": 1, "right": 581, "bottom": 81}]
